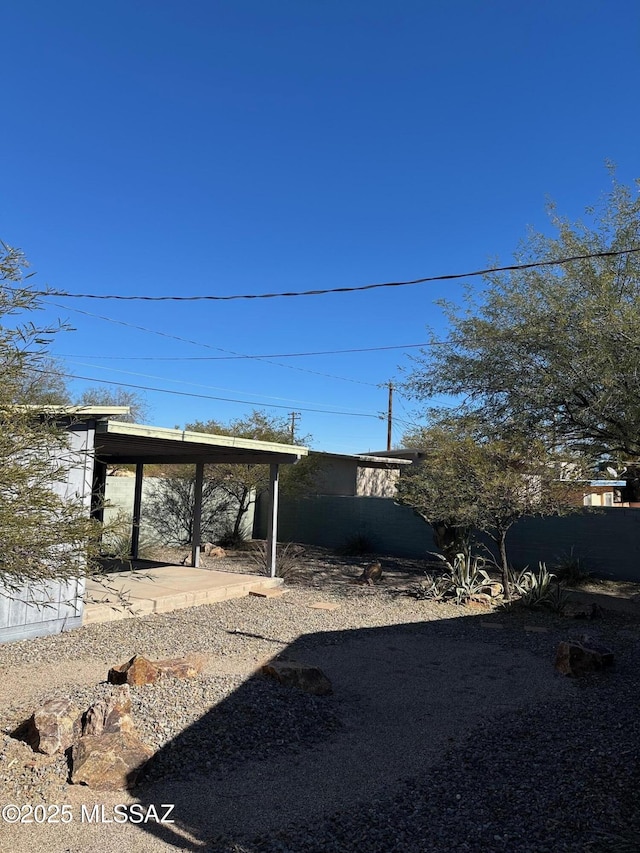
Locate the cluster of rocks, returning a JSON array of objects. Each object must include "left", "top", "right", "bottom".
[
  {"left": 14, "top": 653, "right": 206, "bottom": 791},
  {"left": 11, "top": 652, "right": 334, "bottom": 792}
]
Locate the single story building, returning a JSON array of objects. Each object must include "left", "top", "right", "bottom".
[{"left": 0, "top": 408, "right": 308, "bottom": 643}]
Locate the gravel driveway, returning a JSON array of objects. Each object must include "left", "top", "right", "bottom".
[{"left": 0, "top": 551, "right": 639, "bottom": 853}]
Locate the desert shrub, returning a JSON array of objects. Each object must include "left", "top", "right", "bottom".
[
  {"left": 509, "top": 562, "right": 569, "bottom": 613},
  {"left": 249, "top": 541, "right": 303, "bottom": 579},
  {"left": 217, "top": 526, "right": 249, "bottom": 550},
  {"left": 413, "top": 552, "right": 499, "bottom": 605},
  {"left": 338, "top": 532, "right": 374, "bottom": 556},
  {"left": 552, "top": 547, "right": 591, "bottom": 586}
]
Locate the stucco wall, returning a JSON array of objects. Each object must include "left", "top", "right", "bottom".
[{"left": 104, "top": 475, "right": 255, "bottom": 545}]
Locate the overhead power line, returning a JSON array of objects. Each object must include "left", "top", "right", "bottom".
[
  {"left": 63, "top": 358, "right": 378, "bottom": 413},
  {"left": 48, "top": 301, "right": 379, "bottom": 387},
  {"left": 38, "top": 368, "right": 384, "bottom": 420},
  {"left": 35, "top": 247, "right": 640, "bottom": 302},
  {"left": 55, "top": 341, "right": 433, "bottom": 361}
]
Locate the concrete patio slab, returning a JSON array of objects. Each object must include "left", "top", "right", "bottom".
[{"left": 84, "top": 566, "right": 283, "bottom": 625}]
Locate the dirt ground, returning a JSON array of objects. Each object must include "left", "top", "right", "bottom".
[{"left": 2, "top": 543, "right": 639, "bottom": 853}]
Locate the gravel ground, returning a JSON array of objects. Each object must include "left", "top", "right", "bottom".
[{"left": 0, "top": 549, "right": 639, "bottom": 852}]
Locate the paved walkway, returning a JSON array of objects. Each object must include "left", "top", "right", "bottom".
[{"left": 84, "top": 565, "right": 282, "bottom": 625}]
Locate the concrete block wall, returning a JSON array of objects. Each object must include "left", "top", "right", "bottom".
[
  {"left": 256, "top": 495, "right": 640, "bottom": 582},
  {"left": 104, "top": 476, "right": 255, "bottom": 545},
  {"left": 255, "top": 494, "right": 434, "bottom": 558},
  {"left": 497, "top": 508, "right": 640, "bottom": 581}
]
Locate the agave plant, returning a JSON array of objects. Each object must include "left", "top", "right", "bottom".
[
  {"left": 413, "top": 573, "right": 450, "bottom": 601},
  {"left": 425, "top": 552, "right": 497, "bottom": 605},
  {"left": 512, "top": 562, "right": 568, "bottom": 612}
]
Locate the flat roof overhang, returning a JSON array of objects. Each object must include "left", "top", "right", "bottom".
[{"left": 94, "top": 420, "right": 309, "bottom": 466}]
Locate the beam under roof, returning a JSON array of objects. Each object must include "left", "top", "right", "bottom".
[{"left": 94, "top": 420, "right": 309, "bottom": 466}]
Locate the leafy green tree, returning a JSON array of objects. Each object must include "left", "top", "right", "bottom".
[
  {"left": 146, "top": 411, "right": 315, "bottom": 547},
  {"left": 144, "top": 474, "right": 231, "bottom": 546},
  {"left": 397, "top": 420, "right": 584, "bottom": 598},
  {"left": 0, "top": 242, "right": 102, "bottom": 594},
  {"left": 76, "top": 387, "right": 149, "bottom": 423},
  {"left": 404, "top": 172, "right": 640, "bottom": 461},
  {"left": 187, "top": 411, "right": 315, "bottom": 541}
]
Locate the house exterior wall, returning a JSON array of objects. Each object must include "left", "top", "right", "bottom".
[
  {"left": 309, "top": 458, "right": 357, "bottom": 496},
  {"left": 0, "top": 420, "right": 93, "bottom": 644},
  {"left": 304, "top": 456, "right": 401, "bottom": 498},
  {"left": 581, "top": 485, "right": 627, "bottom": 507},
  {"left": 356, "top": 465, "right": 400, "bottom": 497}
]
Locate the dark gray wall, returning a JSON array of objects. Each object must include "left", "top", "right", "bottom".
[
  {"left": 255, "top": 494, "right": 434, "bottom": 558},
  {"left": 258, "top": 495, "right": 640, "bottom": 581},
  {"left": 495, "top": 508, "right": 640, "bottom": 581}
]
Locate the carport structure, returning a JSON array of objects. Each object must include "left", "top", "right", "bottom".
[{"left": 91, "top": 420, "right": 309, "bottom": 576}]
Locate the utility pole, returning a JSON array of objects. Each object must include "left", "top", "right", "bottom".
[
  {"left": 387, "top": 382, "right": 393, "bottom": 451},
  {"left": 288, "top": 411, "right": 301, "bottom": 443}
]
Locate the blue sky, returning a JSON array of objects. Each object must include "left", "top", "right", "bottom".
[{"left": 1, "top": 0, "right": 639, "bottom": 453}]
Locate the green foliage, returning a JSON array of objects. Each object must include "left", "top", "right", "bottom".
[
  {"left": 414, "top": 552, "right": 498, "bottom": 605},
  {"left": 404, "top": 171, "right": 640, "bottom": 460},
  {"left": 509, "top": 562, "right": 569, "bottom": 613},
  {"left": 513, "top": 563, "right": 556, "bottom": 607},
  {"left": 397, "top": 418, "right": 583, "bottom": 598},
  {"left": 0, "top": 242, "right": 104, "bottom": 592}
]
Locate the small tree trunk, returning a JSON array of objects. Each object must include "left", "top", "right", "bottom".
[
  {"left": 432, "top": 521, "right": 470, "bottom": 564},
  {"left": 498, "top": 532, "right": 511, "bottom": 601},
  {"left": 232, "top": 487, "right": 249, "bottom": 537}
]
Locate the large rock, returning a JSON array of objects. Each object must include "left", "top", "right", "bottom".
[
  {"left": 154, "top": 654, "right": 205, "bottom": 679},
  {"left": 108, "top": 653, "right": 204, "bottom": 685},
  {"left": 203, "top": 543, "right": 226, "bottom": 558},
  {"left": 83, "top": 686, "right": 135, "bottom": 736},
  {"left": 261, "top": 660, "right": 333, "bottom": 696},
  {"left": 108, "top": 654, "right": 160, "bottom": 686},
  {"left": 71, "top": 732, "right": 153, "bottom": 790},
  {"left": 555, "top": 636, "right": 614, "bottom": 677},
  {"left": 24, "top": 698, "right": 81, "bottom": 755}
]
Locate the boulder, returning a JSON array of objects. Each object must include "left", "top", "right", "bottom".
[
  {"left": 153, "top": 654, "right": 205, "bottom": 679},
  {"left": 83, "top": 686, "right": 135, "bottom": 736},
  {"left": 108, "top": 653, "right": 204, "bottom": 685},
  {"left": 108, "top": 655, "right": 160, "bottom": 686},
  {"left": 203, "top": 543, "right": 226, "bottom": 558},
  {"left": 555, "top": 637, "right": 614, "bottom": 677},
  {"left": 23, "top": 698, "right": 81, "bottom": 755},
  {"left": 261, "top": 660, "right": 333, "bottom": 696},
  {"left": 71, "top": 732, "right": 153, "bottom": 790}
]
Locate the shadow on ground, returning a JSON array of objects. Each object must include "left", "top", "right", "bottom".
[{"left": 128, "top": 607, "right": 564, "bottom": 851}]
